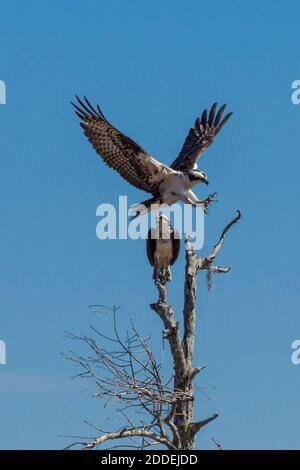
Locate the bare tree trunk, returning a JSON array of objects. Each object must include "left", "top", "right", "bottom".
[
  {"left": 151, "top": 210, "right": 241, "bottom": 450},
  {"left": 174, "top": 248, "right": 201, "bottom": 449}
]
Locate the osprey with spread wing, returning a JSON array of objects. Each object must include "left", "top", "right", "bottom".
[{"left": 72, "top": 97, "right": 232, "bottom": 217}]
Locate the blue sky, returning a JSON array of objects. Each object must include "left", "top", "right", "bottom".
[{"left": 0, "top": 0, "right": 300, "bottom": 449}]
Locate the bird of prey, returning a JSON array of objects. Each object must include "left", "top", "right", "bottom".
[
  {"left": 146, "top": 215, "right": 180, "bottom": 284},
  {"left": 72, "top": 96, "right": 232, "bottom": 217}
]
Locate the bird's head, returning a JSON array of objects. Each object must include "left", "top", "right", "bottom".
[
  {"left": 156, "top": 215, "right": 172, "bottom": 237},
  {"left": 188, "top": 169, "right": 209, "bottom": 185},
  {"left": 156, "top": 214, "right": 171, "bottom": 226}
]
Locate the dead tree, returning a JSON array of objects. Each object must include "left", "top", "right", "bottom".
[{"left": 67, "top": 210, "right": 241, "bottom": 450}]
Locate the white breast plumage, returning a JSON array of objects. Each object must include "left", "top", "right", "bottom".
[{"left": 154, "top": 239, "right": 173, "bottom": 268}]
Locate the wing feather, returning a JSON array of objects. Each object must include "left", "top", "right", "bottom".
[
  {"left": 170, "top": 103, "right": 232, "bottom": 172},
  {"left": 146, "top": 229, "right": 156, "bottom": 266},
  {"left": 72, "top": 96, "right": 168, "bottom": 194}
]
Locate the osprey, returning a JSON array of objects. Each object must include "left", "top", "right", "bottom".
[
  {"left": 72, "top": 97, "right": 232, "bottom": 217},
  {"left": 146, "top": 215, "right": 180, "bottom": 284}
]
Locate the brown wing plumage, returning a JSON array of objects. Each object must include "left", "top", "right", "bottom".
[
  {"left": 170, "top": 229, "right": 180, "bottom": 265},
  {"left": 146, "top": 229, "right": 156, "bottom": 266},
  {"left": 72, "top": 96, "right": 165, "bottom": 194},
  {"left": 170, "top": 103, "right": 232, "bottom": 172}
]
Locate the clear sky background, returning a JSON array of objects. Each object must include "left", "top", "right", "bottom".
[{"left": 0, "top": 0, "right": 300, "bottom": 450}]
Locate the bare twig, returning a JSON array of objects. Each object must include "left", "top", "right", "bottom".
[
  {"left": 83, "top": 427, "right": 177, "bottom": 450},
  {"left": 212, "top": 436, "right": 223, "bottom": 450}
]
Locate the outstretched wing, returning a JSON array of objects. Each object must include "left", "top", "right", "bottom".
[
  {"left": 170, "top": 103, "right": 232, "bottom": 172},
  {"left": 72, "top": 96, "right": 169, "bottom": 194}
]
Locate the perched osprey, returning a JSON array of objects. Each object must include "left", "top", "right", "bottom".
[
  {"left": 72, "top": 97, "right": 232, "bottom": 217},
  {"left": 146, "top": 215, "right": 180, "bottom": 284}
]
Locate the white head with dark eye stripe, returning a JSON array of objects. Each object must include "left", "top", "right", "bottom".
[{"left": 187, "top": 169, "right": 209, "bottom": 185}]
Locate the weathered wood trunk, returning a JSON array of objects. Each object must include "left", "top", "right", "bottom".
[
  {"left": 151, "top": 211, "right": 241, "bottom": 450},
  {"left": 173, "top": 248, "right": 198, "bottom": 449},
  {"left": 151, "top": 247, "right": 216, "bottom": 450}
]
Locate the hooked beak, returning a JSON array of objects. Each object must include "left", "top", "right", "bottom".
[{"left": 203, "top": 177, "right": 209, "bottom": 185}]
